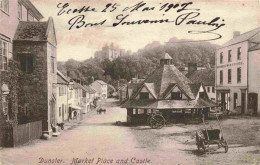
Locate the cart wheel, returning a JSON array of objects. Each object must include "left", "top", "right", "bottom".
[
  {"left": 196, "top": 143, "right": 200, "bottom": 150},
  {"left": 223, "top": 141, "right": 228, "bottom": 153}
]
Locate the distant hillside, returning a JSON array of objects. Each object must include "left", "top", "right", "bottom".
[{"left": 58, "top": 38, "right": 218, "bottom": 88}]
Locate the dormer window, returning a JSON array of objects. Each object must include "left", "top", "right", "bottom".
[
  {"left": 140, "top": 92, "right": 149, "bottom": 99},
  {"left": 171, "top": 91, "right": 182, "bottom": 100}
]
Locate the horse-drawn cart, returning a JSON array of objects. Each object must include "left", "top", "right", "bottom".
[{"left": 196, "top": 114, "right": 228, "bottom": 153}]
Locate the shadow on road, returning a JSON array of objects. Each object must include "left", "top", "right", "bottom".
[{"left": 181, "top": 148, "right": 227, "bottom": 157}]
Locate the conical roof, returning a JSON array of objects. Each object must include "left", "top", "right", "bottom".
[{"left": 163, "top": 53, "right": 173, "bottom": 59}]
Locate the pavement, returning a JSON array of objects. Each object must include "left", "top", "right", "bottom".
[{"left": 0, "top": 98, "right": 260, "bottom": 165}]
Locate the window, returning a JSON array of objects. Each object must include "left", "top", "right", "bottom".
[
  {"left": 237, "top": 47, "right": 241, "bottom": 60},
  {"left": 0, "top": 0, "right": 9, "bottom": 13},
  {"left": 18, "top": 3, "right": 22, "bottom": 19},
  {"left": 27, "top": 12, "right": 34, "bottom": 21},
  {"left": 237, "top": 67, "right": 241, "bottom": 83},
  {"left": 51, "top": 57, "right": 55, "bottom": 73},
  {"left": 212, "top": 87, "right": 215, "bottom": 93},
  {"left": 207, "top": 87, "right": 210, "bottom": 93},
  {"left": 0, "top": 40, "right": 8, "bottom": 71},
  {"left": 59, "top": 107, "right": 61, "bottom": 117},
  {"left": 220, "top": 52, "right": 223, "bottom": 64},
  {"left": 228, "top": 69, "right": 232, "bottom": 84},
  {"left": 138, "top": 109, "right": 144, "bottom": 114},
  {"left": 228, "top": 50, "right": 232, "bottom": 62},
  {"left": 20, "top": 54, "right": 33, "bottom": 73},
  {"left": 171, "top": 92, "right": 182, "bottom": 100},
  {"left": 199, "top": 92, "right": 206, "bottom": 99},
  {"left": 140, "top": 92, "right": 149, "bottom": 99},
  {"left": 220, "top": 70, "right": 223, "bottom": 84},
  {"left": 2, "top": 95, "right": 9, "bottom": 120}
]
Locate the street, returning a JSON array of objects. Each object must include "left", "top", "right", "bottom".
[{"left": 0, "top": 98, "right": 260, "bottom": 165}]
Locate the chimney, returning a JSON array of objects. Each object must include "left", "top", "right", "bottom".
[
  {"left": 233, "top": 31, "right": 240, "bottom": 38},
  {"left": 67, "top": 71, "right": 70, "bottom": 77},
  {"left": 188, "top": 63, "right": 197, "bottom": 74}
]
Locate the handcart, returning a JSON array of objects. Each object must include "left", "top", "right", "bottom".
[{"left": 195, "top": 114, "right": 228, "bottom": 153}]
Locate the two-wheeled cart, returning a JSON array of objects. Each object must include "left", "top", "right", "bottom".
[
  {"left": 147, "top": 111, "right": 165, "bottom": 129},
  {"left": 195, "top": 114, "right": 228, "bottom": 153}
]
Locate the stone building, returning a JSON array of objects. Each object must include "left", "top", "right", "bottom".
[
  {"left": 90, "top": 80, "right": 107, "bottom": 99},
  {"left": 216, "top": 28, "right": 260, "bottom": 115},
  {"left": 94, "top": 44, "right": 125, "bottom": 62},
  {"left": 121, "top": 54, "right": 216, "bottom": 124},
  {"left": 56, "top": 71, "right": 70, "bottom": 123},
  {"left": 13, "top": 17, "right": 58, "bottom": 135},
  {"left": 0, "top": 0, "right": 50, "bottom": 146}
]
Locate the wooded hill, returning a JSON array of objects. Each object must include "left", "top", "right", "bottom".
[{"left": 58, "top": 38, "right": 218, "bottom": 88}]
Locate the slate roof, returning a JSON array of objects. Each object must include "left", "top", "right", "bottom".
[
  {"left": 14, "top": 21, "right": 49, "bottom": 41},
  {"left": 84, "top": 85, "right": 96, "bottom": 94},
  {"left": 57, "top": 70, "right": 70, "bottom": 84},
  {"left": 186, "top": 68, "right": 215, "bottom": 86},
  {"left": 163, "top": 53, "right": 173, "bottom": 59},
  {"left": 221, "top": 27, "right": 260, "bottom": 48},
  {"left": 134, "top": 64, "right": 194, "bottom": 99},
  {"left": 121, "top": 53, "right": 217, "bottom": 109},
  {"left": 94, "top": 80, "right": 107, "bottom": 85}
]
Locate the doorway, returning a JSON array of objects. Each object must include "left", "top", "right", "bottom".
[
  {"left": 248, "top": 93, "right": 258, "bottom": 115},
  {"left": 241, "top": 93, "right": 246, "bottom": 114}
]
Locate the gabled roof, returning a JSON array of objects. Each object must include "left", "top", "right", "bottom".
[
  {"left": 57, "top": 70, "right": 70, "bottom": 84},
  {"left": 121, "top": 53, "right": 216, "bottom": 109},
  {"left": 74, "top": 82, "right": 86, "bottom": 91},
  {"left": 94, "top": 80, "right": 107, "bottom": 85},
  {"left": 84, "top": 85, "right": 96, "bottom": 94},
  {"left": 221, "top": 27, "right": 260, "bottom": 48},
  {"left": 14, "top": 17, "right": 57, "bottom": 45},
  {"left": 189, "top": 83, "right": 202, "bottom": 98},
  {"left": 141, "top": 63, "right": 194, "bottom": 99},
  {"left": 14, "top": 21, "right": 48, "bottom": 41},
  {"left": 186, "top": 68, "right": 215, "bottom": 86}
]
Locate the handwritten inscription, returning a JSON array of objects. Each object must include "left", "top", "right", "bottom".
[{"left": 56, "top": 1, "right": 226, "bottom": 42}]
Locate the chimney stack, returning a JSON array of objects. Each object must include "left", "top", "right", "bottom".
[
  {"left": 67, "top": 71, "right": 70, "bottom": 77},
  {"left": 188, "top": 63, "right": 197, "bottom": 74},
  {"left": 233, "top": 31, "right": 240, "bottom": 38}
]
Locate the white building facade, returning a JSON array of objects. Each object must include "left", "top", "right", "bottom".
[{"left": 216, "top": 29, "right": 260, "bottom": 115}]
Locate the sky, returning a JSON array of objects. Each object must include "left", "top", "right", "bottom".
[{"left": 30, "top": 0, "right": 260, "bottom": 62}]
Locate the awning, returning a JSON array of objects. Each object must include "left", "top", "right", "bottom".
[{"left": 70, "top": 105, "right": 82, "bottom": 110}]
